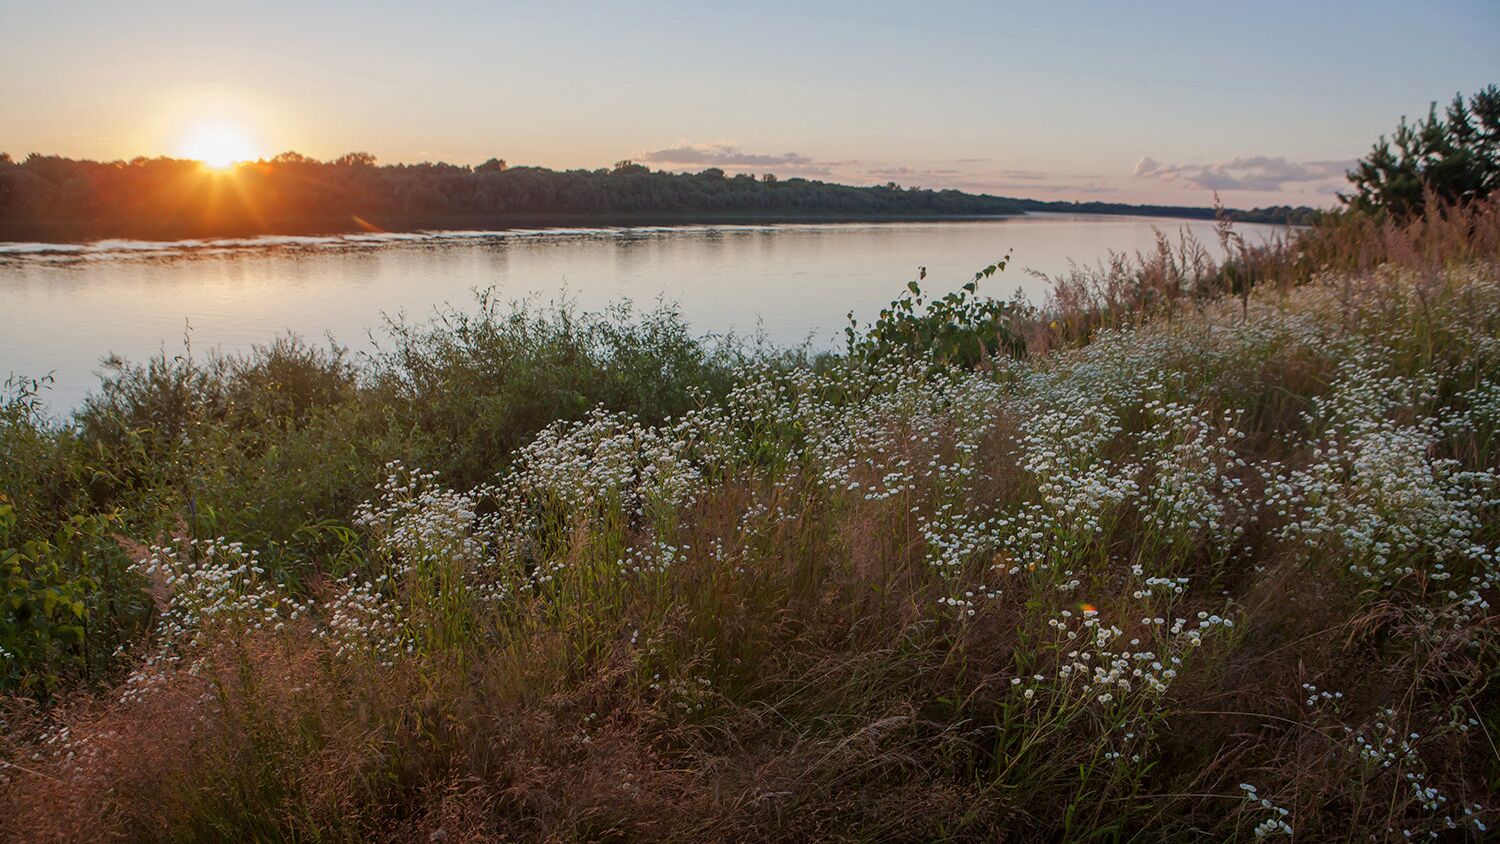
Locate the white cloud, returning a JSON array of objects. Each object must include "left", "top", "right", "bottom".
[
  {"left": 1133, "top": 155, "right": 1352, "bottom": 192},
  {"left": 639, "top": 144, "right": 814, "bottom": 168}
]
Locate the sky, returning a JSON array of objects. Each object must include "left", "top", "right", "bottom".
[{"left": 2, "top": 0, "right": 1496, "bottom": 208}]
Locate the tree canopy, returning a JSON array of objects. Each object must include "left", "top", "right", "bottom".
[
  {"left": 0, "top": 155, "right": 1035, "bottom": 240},
  {"left": 0, "top": 152, "right": 1316, "bottom": 241},
  {"left": 1343, "top": 85, "right": 1500, "bottom": 218}
]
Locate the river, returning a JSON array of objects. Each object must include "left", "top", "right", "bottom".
[{"left": 0, "top": 214, "right": 1284, "bottom": 413}]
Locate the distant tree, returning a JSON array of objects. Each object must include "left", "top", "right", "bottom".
[
  {"left": 1343, "top": 85, "right": 1500, "bottom": 218},
  {"left": 0, "top": 152, "right": 12, "bottom": 166},
  {"left": 476, "top": 157, "right": 507, "bottom": 173},
  {"left": 0, "top": 153, "right": 1052, "bottom": 240},
  {"left": 0, "top": 154, "right": 1323, "bottom": 240}
]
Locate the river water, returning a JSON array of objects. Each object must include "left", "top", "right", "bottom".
[{"left": 0, "top": 214, "right": 1283, "bottom": 413}]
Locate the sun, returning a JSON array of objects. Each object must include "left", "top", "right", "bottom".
[{"left": 180, "top": 121, "right": 258, "bottom": 169}]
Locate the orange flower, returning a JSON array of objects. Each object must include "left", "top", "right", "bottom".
[{"left": 1080, "top": 603, "right": 1099, "bottom": 615}]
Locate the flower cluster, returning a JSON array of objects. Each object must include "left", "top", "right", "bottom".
[
  {"left": 1265, "top": 418, "right": 1497, "bottom": 597},
  {"left": 1238, "top": 783, "right": 1293, "bottom": 838},
  {"left": 133, "top": 538, "right": 306, "bottom": 656},
  {"left": 1038, "top": 606, "right": 1234, "bottom": 706},
  {"left": 1137, "top": 401, "right": 1250, "bottom": 557},
  {"left": 321, "top": 575, "right": 404, "bottom": 663},
  {"left": 1017, "top": 403, "right": 1139, "bottom": 540},
  {"left": 354, "top": 461, "right": 493, "bottom": 580},
  {"left": 1346, "top": 707, "right": 1489, "bottom": 838}
]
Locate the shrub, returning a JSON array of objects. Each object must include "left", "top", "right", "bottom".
[
  {"left": 1, "top": 503, "right": 149, "bottom": 696},
  {"left": 847, "top": 256, "right": 1031, "bottom": 369}
]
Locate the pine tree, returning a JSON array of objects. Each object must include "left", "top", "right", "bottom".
[{"left": 1343, "top": 85, "right": 1500, "bottom": 218}]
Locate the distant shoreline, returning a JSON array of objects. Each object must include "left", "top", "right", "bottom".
[
  {"left": 0, "top": 208, "right": 1300, "bottom": 245},
  {"left": 0, "top": 156, "right": 1318, "bottom": 244},
  {"left": 3, "top": 211, "right": 1028, "bottom": 245}
]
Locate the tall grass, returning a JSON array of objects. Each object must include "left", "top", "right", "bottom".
[
  {"left": 1035, "top": 196, "right": 1500, "bottom": 348},
  {"left": 2, "top": 202, "right": 1499, "bottom": 841}
]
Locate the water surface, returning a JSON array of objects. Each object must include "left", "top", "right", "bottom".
[{"left": 0, "top": 215, "right": 1282, "bottom": 413}]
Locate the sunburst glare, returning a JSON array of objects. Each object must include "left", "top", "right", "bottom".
[{"left": 179, "top": 121, "right": 258, "bottom": 169}]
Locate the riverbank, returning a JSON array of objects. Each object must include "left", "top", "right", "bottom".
[
  {"left": 0, "top": 211, "right": 1033, "bottom": 245},
  {"left": 0, "top": 207, "right": 1315, "bottom": 245},
  {"left": 2, "top": 202, "right": 1496, "bottom": 840}
]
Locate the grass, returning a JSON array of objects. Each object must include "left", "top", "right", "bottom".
[{"left": 2, "top": 201, "right": 1499, "bottom": 841}]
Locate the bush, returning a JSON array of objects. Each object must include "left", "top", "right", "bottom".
[
  {"left": 847, "top": 256, "right": 1032, "bottom": 369},
  {"left": 1, "top": 503, "right": 149, "bottom": 696},
  {"left": 367, "top": 293, "right": 743, "bottom": 489}
]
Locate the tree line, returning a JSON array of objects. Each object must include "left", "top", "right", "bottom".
[
  {"left": 13, "top": 78, "right": 1496, "bottom": 243},
  {"left": 0, "top": 152, "right": 1315, "bottom": 241},
  {"left": 0, "top": 156, "right": 1030, "bottom": 240}
]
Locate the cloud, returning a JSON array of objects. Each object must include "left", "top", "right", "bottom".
[
  {"left": 854, "top": 164, "right": 1116, "bottom": 196},
  {"left": 1133, "top": 155, "right": 1352, "bottom": 192},
  {"left": 633, "top": 144, "right": 1128, "bottom": 198},
  {"left": 965, "top": 179, "right": 1118, "bottom": 196},
  {"left": 1133, "top": 157, "right": 1164, "bottom": 177},
  {"left": 634, "top": 144, "right": 1128, "bottom": 198},
  {"left": 862, "top": 165, "right": 962, "bottom": 181},
  {"left": 639, "top": 143, "right": 814, "bottom": 168}
]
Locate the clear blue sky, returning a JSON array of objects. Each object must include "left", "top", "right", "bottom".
[{"left": 3, "top": 0, "right": 1496, "bottom": 206}]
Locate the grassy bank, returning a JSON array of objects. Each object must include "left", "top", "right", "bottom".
[{"left": 2, "top": 203, "right": 1498, "bottom": 841}]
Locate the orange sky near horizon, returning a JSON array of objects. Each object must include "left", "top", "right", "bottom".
[{"left": 4, "top": 0, "right": 1496, "bottom": 209}]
